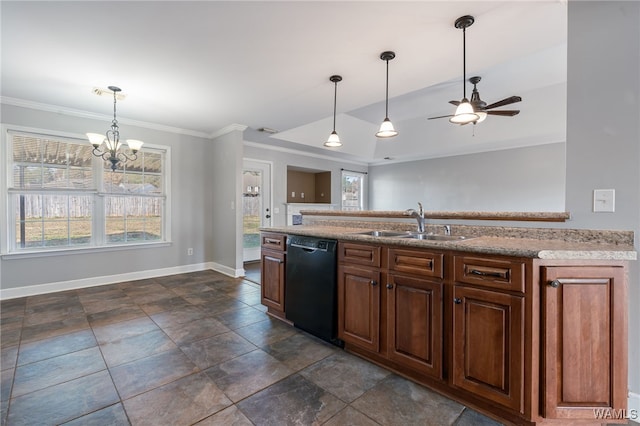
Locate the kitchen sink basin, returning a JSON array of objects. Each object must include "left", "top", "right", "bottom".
[
  {"left": 400, "top": 233, "right": 469, "bottom": 241},
  {"left": 353, "top": 230, "right": 411, "bottom": 237}
]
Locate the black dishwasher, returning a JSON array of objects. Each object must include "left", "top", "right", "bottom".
[{"left": 285, "top": 235, "right": 342, "bottom": 346}]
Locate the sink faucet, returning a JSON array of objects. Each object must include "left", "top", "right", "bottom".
[
  {"left": 406, "top": 202, "right": 425, "bottom": 233},
  {"left": 444, "top": 225, "right": 451, "bottom": 236}
]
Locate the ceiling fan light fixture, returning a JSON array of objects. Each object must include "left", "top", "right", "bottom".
[
  {"left": 376, "top": 117, "right": 398, "bottom": 138},
  {"left": 324, "top": 75, "right": 343, "bottom": 148},
  {"left": 449, "top": 99, "right": 478, "bottom": 124},
  {"left": 376, "top": 51, "right": 398, "bottom": 138},
  {"left": 474, "top": 111, "right": 487, "bottom": 123}
]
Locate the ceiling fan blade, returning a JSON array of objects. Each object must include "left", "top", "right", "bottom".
[
  {"left": 484, "top": 96, "right": 522, "bottom": 110},
  {"left": 448, "top": 100, "right": 460, "bottom": 106},
  {"left": 486, "top": 110, "right": 520, "bottom": 117},
  {"left": 428, "top": 114, "right": 454, "bottom": 120}
]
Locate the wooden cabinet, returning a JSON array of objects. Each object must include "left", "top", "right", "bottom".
[
  {"left": 269, "top": 233, "right": 630, "bottom": 426},
  {"left": 337, "top": 264, "right": 381, "bottom": 352},
  {"left": 451, "top": 254, "right": 525, "bottom": 413},
  {"left": 540, "top": 265, "right": 627, "bottom": 421},
  {"left": 451, "top": 284, "right": 524, "bottom": 412},
  {"left": 260, "top": 232, "right": 287, "bottom": 318},
  {"left": 338, "top": 243, "right": 444, "bottom": 380},
  {"left": 387, "top": 273, "right": 443, "bottom": 379}
]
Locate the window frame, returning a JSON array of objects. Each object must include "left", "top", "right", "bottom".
[
  {"left": 341, "top": 169, "right": 366, "bottom": 211},
  {"left": 1, "top": 125, "right": 171, "bottom": 257}
]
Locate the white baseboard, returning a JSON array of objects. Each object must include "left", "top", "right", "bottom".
[
  {"left": 0, "top": 262, "right": 237, "bottom": 300},
  {"left": 208, "top": 262, "right": 245, "bottom": 278}
]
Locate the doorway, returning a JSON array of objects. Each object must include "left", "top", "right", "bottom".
[{"left": 242, "top": 159, "right": 272, "bottom": 265}]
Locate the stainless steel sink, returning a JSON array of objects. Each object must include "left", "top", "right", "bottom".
[
  {"left": 353, "top": 230, "right": 411, "bottom": 237},
  {"left": 400, "top": 233, "right": 469, "bottom": 241}
]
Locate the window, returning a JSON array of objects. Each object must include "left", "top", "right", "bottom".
[
  {"left": 5, "top": 130, "right": 168, "bottom": 252},
  {"left": 341, "top": 170, "right": 366, "bottom": 211}
]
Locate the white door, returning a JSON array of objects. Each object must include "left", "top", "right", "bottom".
[{"left": 242, "top": 159, "right": 272, "bottom": 261}]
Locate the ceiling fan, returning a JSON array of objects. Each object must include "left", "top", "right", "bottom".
[
  {"left": 428, "top": 15, "right": 522, "bottom": 125},
  {"left": 429, "top": 76, "right": 522, "bottom": 124}
]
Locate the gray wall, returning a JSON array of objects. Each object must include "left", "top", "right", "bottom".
[
  {"left": 243, "top": 143, "right": 369, "bottom": 227},
  {"left": 368, "top": 143, "right": 566, "bottom": 212},
  {"left": 0, "top": 104, "right": 212, "bottom": 289},
  {"left": 208, "top": 127, "right": 245, "bottom": 274},
  {"left": 565, "top": 1, "right": 640, "bottom": 403}
]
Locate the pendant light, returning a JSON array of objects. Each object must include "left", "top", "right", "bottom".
[
  {"left": 376, "top": 51, "right": 398, "bottom": 138},
  {"left": 450, "top": 15, "right": 479, "bottom": 125},
  {"left": 87, "top": 86, "right": 144, "bottom": 171},
  {"left": 324, "top": 75, "right": 343, "bottom": 147}
]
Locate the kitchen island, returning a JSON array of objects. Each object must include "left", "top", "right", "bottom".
[{"left": 260, "top": 214, "right": 635, "bottom": 426}]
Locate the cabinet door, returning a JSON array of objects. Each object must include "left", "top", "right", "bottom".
[
  {"left": 387, "top": 274, "right": 442, "bottom": 379},
  {"left": 541, "top": 266, "right": 627, "bottom": 420},
  {"left": 261, "top": 249, "right": 286, "bottom": 313},
  {"left": 452, "top": 285, "right": 524, "bottom": 413},
  {"left": 338, "top": 264, "right": 381, "bottom": 352}
]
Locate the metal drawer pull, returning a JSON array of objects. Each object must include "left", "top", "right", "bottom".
[
  {"left": 265, "top": 238, "right": 281, "bottom": 245},
  {"left": 469, "top": 268, "right": 509, "bottom": 279},
  {"left": 549, "top": 279, "right": 561, "bottom": 288},
  {"left": 386, "top": 283, "right": 393, "bottom": 289},
  {"left": 370, "top": 280, "right": 378, "bottom": 286},
  {"left": 454, "top": 298, "right": 462, "bottom": 304}
]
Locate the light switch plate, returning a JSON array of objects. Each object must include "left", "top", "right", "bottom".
[{"left": 593, "top": 189, "right": 615, "bottom": 212}]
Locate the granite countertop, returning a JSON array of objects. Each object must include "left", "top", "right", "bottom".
[{"left": 262, "top": 225, "right": 637, "bottom": 261}]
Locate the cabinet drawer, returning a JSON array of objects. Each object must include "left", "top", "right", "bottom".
[
  {"left": 388, "top": 248, "right": 443, "bottom": 279},
  {"left": 261, "top": 232, "right": 287, "bottom": 251},
  {"left": 339, "top": 242, "right": 381, "bottom": 267},
  {"left": 454, "top": 256, "right": 525, "bottom": 293}
]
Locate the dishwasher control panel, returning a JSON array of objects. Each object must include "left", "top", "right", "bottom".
[{"left": 288, "top": 235, "right": 336, "bottom": 252}]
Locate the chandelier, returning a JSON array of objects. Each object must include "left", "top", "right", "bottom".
[{"left": 87, "top": 86, "right": 144, "bottom": 171}]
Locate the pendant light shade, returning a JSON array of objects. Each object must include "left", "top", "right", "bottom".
[
  {"left": 376, "top": 51, "right": 398, "bottom": 138},
  {"left": 450, "top": 16, "right": 479, "bottom": 125},
  {"left": 324, "top": 75, "right": 343, "bottom": 147}
]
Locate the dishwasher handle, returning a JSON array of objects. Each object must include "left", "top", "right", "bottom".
[{"left": 290, "top": 243, "right": 320, "bottom": 252}]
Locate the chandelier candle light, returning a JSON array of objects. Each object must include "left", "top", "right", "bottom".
[
  {"left": 376, "top": 51, "right": 398, "bottom": 138},
  {"left": 87, "top": 86, "right": 144, "bottom": 171},
  {"left": 324, "top": 75, "right": 343, "bottom": 147}
]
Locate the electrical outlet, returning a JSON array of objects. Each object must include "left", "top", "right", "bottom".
[
  {"left": 291, "top": 191, "right": 295, "bottom": 198},
  {"left": 187, "top": 248, "right": 193, "bottom": 255},
  {"left": 593, "top": 189, "right": 615, "bottom": 212},
  {"left": 301, "top": 192, "right": 305, "bottom": 199}
]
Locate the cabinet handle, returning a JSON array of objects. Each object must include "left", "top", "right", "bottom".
[
  {"left": 469, "top": 268, "right": 509, "bottom": 279},
  {"left": 454, "top": 298, "right": 462, "bottom": 304},
  {"left": 386, "top": 283, "right": 393, "bottom": 289},
  {"left": 548, "top": 279, "right": 561, "bottom": 288},
  {"left": 370, "top": 280, "right": 378, "bottom": 286},
  {"left": 265, "top": 238, "right": 281, "bottom": 245}
]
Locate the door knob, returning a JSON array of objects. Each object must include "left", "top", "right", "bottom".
[{"left": 265, "top": 214, "right": 271, "bottom": 219}]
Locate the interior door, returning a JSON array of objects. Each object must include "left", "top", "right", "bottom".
[{"left": 242, "top": 159, "right": 272, "bottom": 262}]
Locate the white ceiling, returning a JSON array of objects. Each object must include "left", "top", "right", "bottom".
[{"left": 1, "top": 1, "right": 567, "bottom": 164}]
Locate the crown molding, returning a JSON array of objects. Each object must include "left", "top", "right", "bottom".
[
  {"left": 1, "top": 96, "right": 211, "bottom": 139},
  {"left": 209, "top": 124, "right": 248, "bottom": 139},
  {"left": 243, "top": 141, "right": 368, "bottom": 167}
]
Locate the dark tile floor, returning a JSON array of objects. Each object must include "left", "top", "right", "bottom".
[{"left": 0, "top": 270, "right": 505, "bottom": 425}]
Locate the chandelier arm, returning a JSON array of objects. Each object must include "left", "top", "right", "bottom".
[{"left": 117, "top": 150, "right": 138, "bottom": 162}]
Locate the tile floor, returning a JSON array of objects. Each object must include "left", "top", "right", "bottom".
[{"left": 1, "top": 270, "right": 506, "bottom": 425}]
